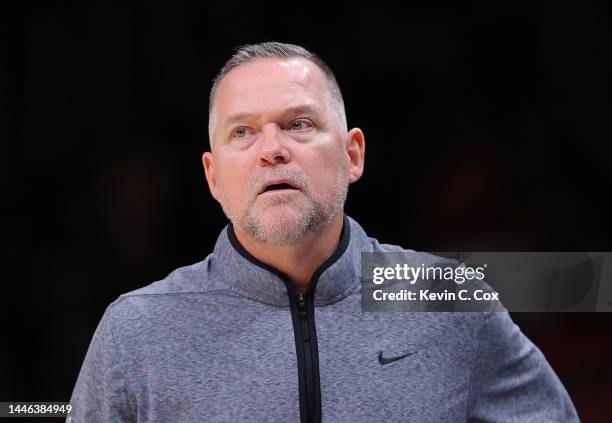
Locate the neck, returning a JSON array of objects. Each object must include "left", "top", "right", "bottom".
[{"left": 233, "top": 212, "right": 345, "bottom": 294}]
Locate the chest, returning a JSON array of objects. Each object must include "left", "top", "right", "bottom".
[{"left": 123, "top": 300, "right": 472, "bottom": 422}]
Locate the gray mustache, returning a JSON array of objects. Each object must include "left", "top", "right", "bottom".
[{"left": 250, "top": 169, "right": 310, "bottom": 194}]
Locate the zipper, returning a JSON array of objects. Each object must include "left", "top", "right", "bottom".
[
  {"left": 225, "top": 217, "right": 350, "bottom": 423},
  {"left": 286, "top": 285, "right": 322, "bottom": 423},
  {"left": 295, "top": 290, "right": 316, "bottom": 423}
]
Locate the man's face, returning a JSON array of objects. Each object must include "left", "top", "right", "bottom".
[{"left": 203, "top": 57, "right": 364, "bottom": 245}]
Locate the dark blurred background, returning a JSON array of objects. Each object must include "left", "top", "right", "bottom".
[{"left": 4, "top": 1, "right": 612, "bottom": 422}]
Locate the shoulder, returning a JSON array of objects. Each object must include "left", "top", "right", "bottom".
[
  {"left": 369, "top": 237, "right": 470, "bottom": 272},
  {"left": 105, "top": 254, "right": 230, "bottom": 318}
]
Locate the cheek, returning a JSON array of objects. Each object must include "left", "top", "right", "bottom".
[
  {"left": 216, "top": 161, "right": 251, "bottom": 205},
  {"left": 304, "top": 147, "right": 348, "bottom": 192}
]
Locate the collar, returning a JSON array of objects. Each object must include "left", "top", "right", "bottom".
[{"left": 211, "top": 215, "right": 372, "bottom": 307}]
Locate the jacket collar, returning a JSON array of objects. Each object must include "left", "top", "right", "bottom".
[{"left": 212, "top": 215, "right": 371, "bottom": 307}]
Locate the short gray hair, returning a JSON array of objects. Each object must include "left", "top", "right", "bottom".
[{"left": 208, "top": 41, "right": 347, "bottom": 144}]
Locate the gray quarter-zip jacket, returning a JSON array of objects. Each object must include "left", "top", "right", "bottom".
[{"left": 68, "top": 216, "right": 579, "bottom": 422}]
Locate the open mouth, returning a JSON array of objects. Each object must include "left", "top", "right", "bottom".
[
  {"left": 264, "top": 183, "right": 295, "bottom": 192},
  {"left": 259, "top": 181, "right": 300, "bottom": 195}
]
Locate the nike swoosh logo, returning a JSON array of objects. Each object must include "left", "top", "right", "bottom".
[{"left": 378, "top": 350, "right": 417, "bottom": 365}]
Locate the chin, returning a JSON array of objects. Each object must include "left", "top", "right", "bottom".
[
  {"left": 258, "top": 207, "right": 309, "bottom": 229},
  {"left": 242, "top": 207, "right": 320, "bottom": 245}
]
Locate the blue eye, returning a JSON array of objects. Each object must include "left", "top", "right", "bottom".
[
  {"left": 289, "top": 120, "right": 312, "bottom": 130},
  {"left": 231, "top": 127, "right": 251, "bottom": 138}
]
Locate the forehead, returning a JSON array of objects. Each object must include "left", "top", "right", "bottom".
[{"left": 214, "top": 57, "right": 330, "bottom": 122}]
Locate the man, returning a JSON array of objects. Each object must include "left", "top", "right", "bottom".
[{"left": 68, "top": 42, "right": 579, "bottom": 422}]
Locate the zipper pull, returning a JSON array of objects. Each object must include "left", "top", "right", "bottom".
[
  {"left": 296, "top": 290, "right": 310, "bottom": 341},
  {"left": 297, "top": 291, "right": 307, "bottom": 316}
]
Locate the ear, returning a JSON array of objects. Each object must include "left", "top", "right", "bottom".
[
  {"left": 345, "top": 128, "right": 365, "bottom": 183},
  {"left": 202, "top": 151, "right": 221, "bottom": 201}
]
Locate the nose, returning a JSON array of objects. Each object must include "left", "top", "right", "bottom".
[{"left": 258, "top": 124, "right": 291, "bottom": 166}]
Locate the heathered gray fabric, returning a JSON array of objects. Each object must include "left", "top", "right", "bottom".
[{"left": 68, "top": 216, "right": 580, "bottom": 422}]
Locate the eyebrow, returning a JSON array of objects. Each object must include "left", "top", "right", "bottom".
[
  {"left": 222, "top": 104, "right": 322, "bottom": 131},
  {"left": 222, "top": 112, "right": 259, "bottom": 131}
]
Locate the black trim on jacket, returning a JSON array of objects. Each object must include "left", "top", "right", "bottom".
[{"left": 227, "top": 216, "right": 351, "bottom": 423}]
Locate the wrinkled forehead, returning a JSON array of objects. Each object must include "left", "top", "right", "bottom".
[{"left": 214, "top": 57, "right": 331, "bottom": 122}]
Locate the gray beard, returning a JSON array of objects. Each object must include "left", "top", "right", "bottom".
[{"left": 221, "top": 168, "right": 349, "bottom": 245}]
